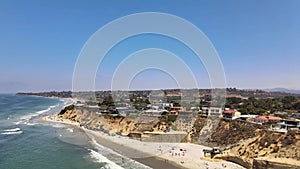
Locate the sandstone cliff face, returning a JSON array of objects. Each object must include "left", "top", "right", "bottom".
[
  {"left": 181, "top": 116, "right": 300, "bottom": 168},
  {"left": 57, "top": 105, "right": 300, "bottom": 168},
  {"left": 214, "top": 130, "right": 300, "bottom": 168},
  {"left": 184, "top": 118, "right": 264, "bottom": 147},
  {"left": 57, "top": 105, "right": 167, "bottom": 135}
]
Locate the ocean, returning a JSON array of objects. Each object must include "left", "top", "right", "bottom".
[{"left": 0, "top": 94, "right": 151, "bottom": 169}]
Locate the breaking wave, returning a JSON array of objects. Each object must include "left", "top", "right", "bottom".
[
  {"left": 3, "top": 127, "right": 21, "bottom": 132},
  {"left": 1, "top": 128, "right": 23, "bottom": 135},
  {"left": 15, "top": 102, "right": 60, "bottom": 125},
  {"left": 90, "top": 138, "right": 151, "bottom": 169},
  {"left": 89, "top": 149, "right": 124, "bottom": 169}
]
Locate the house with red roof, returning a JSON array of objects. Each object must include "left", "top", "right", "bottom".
[
  {"left": 256, "top": 115, "right": 282, "bottom": 124},
  {"left": 223, "top": 109, "right": 241, "bottom": 119},
  {"left": 170, "top": 106, "right": 185, "bottom": 111}
]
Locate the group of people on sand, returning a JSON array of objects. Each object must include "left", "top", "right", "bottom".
[
  {"left": 168, "top": 147, "right": 187, "bottom": 157},
  {"left": 203, "top": 162, "right": 227, "bottom": 169}
]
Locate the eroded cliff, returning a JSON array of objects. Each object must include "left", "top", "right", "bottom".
[{"left": 57, "top": 105, "right": 300, "bottom": 168}]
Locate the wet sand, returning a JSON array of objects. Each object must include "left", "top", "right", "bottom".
[
  {"left": 85, "top": 129, "right": 183, "bottom": 169},
  {"left": 43, "top": 115, "right": 245, "bottom": 169},
  {"left": 43, "top": 115, "right": 182, "bottom": 169}
]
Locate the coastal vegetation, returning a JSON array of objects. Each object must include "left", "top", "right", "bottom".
[
  {"left": 226, "top": 95, "right": 300, "bottom": 115},
  {"left": 18, "top": 88, "right": 300, "bottom": 116}
]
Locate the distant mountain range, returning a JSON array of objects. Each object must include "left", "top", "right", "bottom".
[{"left": 263, "top": 88, "right": 300, "bottom": 94}]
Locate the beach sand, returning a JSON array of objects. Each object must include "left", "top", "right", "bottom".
[{"left": 43, "top": 115, "right": 245, "bottom": 169}]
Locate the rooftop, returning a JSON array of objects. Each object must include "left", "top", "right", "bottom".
[{"left": 259, "top": 115, "right": 282, "bottom": 121}]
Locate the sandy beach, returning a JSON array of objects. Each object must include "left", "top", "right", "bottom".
[{"left": 43, "top": 115, "right": 245, "bottom": 169}]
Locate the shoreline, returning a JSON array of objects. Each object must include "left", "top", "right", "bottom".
[
  {"left": 84, "top": 127, "right": 185, "bottom": 169},
  {"left": 42, "top": 115, "right": 183, "bottom": 169},
  {"left": 42, "top": 115, "right": 245, "bottom": 169}
]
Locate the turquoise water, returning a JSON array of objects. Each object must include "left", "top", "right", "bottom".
[{"left": 0, "top": 94, "right": 152, "bottom": 169}]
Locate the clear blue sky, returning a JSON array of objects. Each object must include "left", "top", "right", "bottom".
[{"left": 0, "top": 0, "right": 300, "bottom": 92}]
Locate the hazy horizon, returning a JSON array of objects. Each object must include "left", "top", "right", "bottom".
[{"left": 7, "top": 87, "right": 300, "bottom": 95}]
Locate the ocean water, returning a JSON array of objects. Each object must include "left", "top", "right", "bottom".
[{"left": 0, "top": 94, "right": 150, "bottom": 169}]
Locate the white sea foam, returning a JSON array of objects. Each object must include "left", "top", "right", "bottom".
[
  {"left": 1, "top": 128, "right": 22, "bottom": 135},
  {"left": 59, "top": 98, "right": 66, "bottom": 102},
  {"left": 15, "top": 120, "right": 22, "bottom": 125},
  {"left": 60, "top": 98, "right": 73, "bottom": 106},
  {"left": 66, "top": 128, "right": 74, "bottom": 133},
  {"left": 3, "top": 128, "right": 21, "bottom": 132},
  {"left": 90, "top": 139, "right": 151, "bottom": 169},
  {"left": 50, "top": 123, "right": 68, "bottom": 128},
  {"left": 36, "top": 107, "right": 51, "bottom": 115},
  {"left": 16, "top": 121, "right": 31, "bottom": 125},
  {"left": 49, "top": 104, "right": 59, "bottom": 108},
  {"left": 20, "top": 107, "right": 51, "bottom": 120},
  {"left": 15, "top": 106, "right": 53, "bottom": 125},
  {"left": 91, "top": 138, "right": 106, "bottom": 150},
  {"left": 25, "top": 122, "right": 38, "bottom": 126},
  {"left": 1, "top": 131, "right": 23, "bottom": 135},
  {"left": 89, "top": 149, "right": 124, "bottom": 169}
]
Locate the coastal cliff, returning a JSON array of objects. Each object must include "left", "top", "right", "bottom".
[
  {"left": 183, "top": 117, "right": 300, "bottom": 168},
  {"left": 57, "top": 105, "right": 300, "bottom": 168},
  {"left": 213, "top": 129, "right": 300, "bottom": 168},
  {"left": 57, "top": 105, "right": 167, "bottom": 136},
  {"left": 184, "top": 118, "right": 264, "bottom": 146}
]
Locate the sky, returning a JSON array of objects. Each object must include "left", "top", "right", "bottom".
[{"left": 0, "top": 0, "right": 300, "bottom": 93}]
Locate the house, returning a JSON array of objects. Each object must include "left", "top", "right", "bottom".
[
  {"left": 270, "top": 118, "right": 300, "bottom": 132},
  {"left": 201, "top": 107, "right": 223, "bottom": 117},
  {"left": 170, "top": 106, "right": 185, "bottom": 111},
  {"left": 76, "top": 105, "right": 100, "bottom": 112},
  {"left": 235, "top": 115, "right": 258, "bottom": 122},
  {"left": 116, "top": 107, "right": 136, "bottom": 116},
  {"left": 190, "top": 107, "right": 200, "bottom": 111},
  {"left": 148, "top": 105, "right": 160, "bottom": 110},
  {"left": 161, "top": 103, "right": 174, "bottom": 110},
  {"left": 143, "top": 109, "right": 168, "bottom": 116},
  {"left": 255, "top": 115, "right": 282, "bottom": 124},
  {"left": 223, "top": 109, "right": 241, "bottom": 119},
  {"left": 273, "top": 111, "right": 288, "bottom": 117},
  {"left": 290, "top": 113, "right": 300, "bottom": 120}
]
